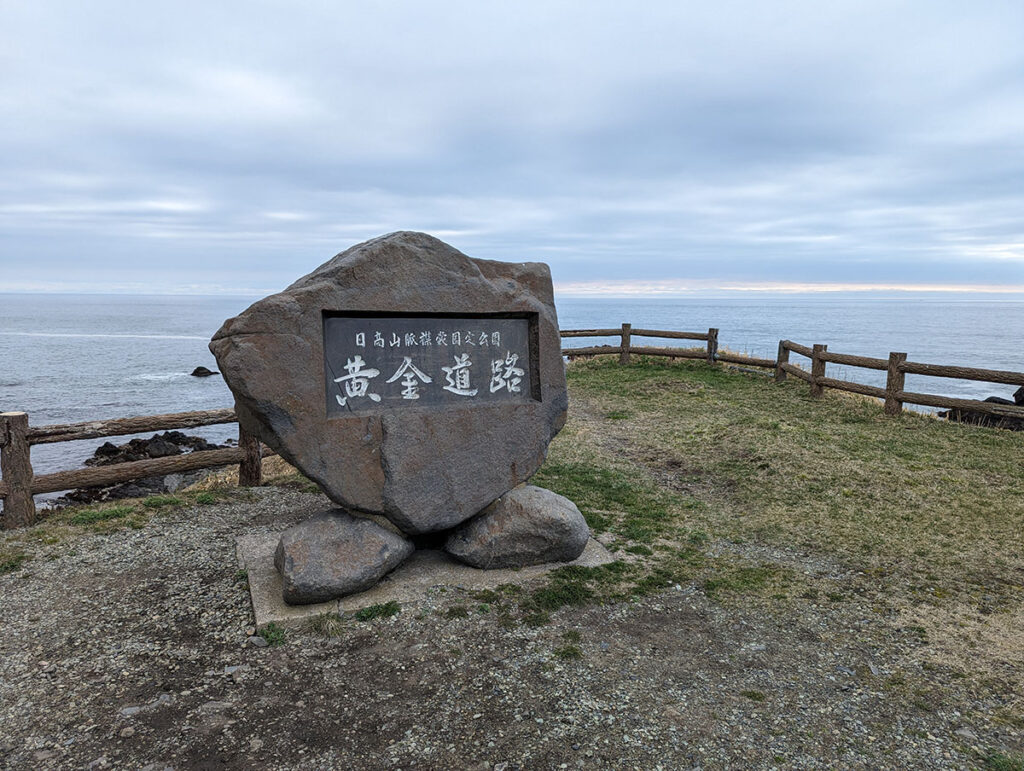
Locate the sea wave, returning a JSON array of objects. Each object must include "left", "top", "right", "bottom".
[
  {"left": 0, "top": 332, "right": 208, "bottom": 341},
  {"left": 129, "top": 373, "right": 192, "bottom": 381}
]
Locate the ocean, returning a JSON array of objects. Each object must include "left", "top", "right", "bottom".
[{"left": 1, "top": 293, "right": 1021, "bottom": 483}]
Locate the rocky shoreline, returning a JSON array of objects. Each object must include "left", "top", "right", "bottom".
[{"left": 56, "top": 431, "right": 232, "bottom": 506}]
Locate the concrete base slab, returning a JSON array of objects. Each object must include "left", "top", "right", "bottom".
[{"left": 235, "top": 532, "right": 615, "bottom": 629}]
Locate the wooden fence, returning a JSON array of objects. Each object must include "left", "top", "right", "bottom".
[
  {"left": 0, "top": 408, "right": 267, "bottom": 529},
  {"left": 2, "top": 322, "right": 1022, "bottom": 529},
  {"left": 561, "top": 323, "right": 1024, "bottom": 420}
]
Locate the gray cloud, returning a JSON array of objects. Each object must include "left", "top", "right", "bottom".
[{"left": 2, "top": 0, "right": 1023, "bottom": 295}]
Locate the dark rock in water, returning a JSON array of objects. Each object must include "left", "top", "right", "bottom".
[
  {"left": 984, "top": 396, "right": 1015, "bottom": 405},
  {"left": 144, "top": 437, "right": 182, "bottom": 458},
  {"left": 445, "top": 485, "right": 590, "bottom": 569},
  {"left": 94, "top": 441, "right": 120, "bottom": 458},
  {"left": 1015, "top": 385, "right": 1024, "bottom": 405},
  {"left": 210, "top": 231, "right": 568, "bottom": 535},
  {"left": 85, "top": 431, "right": 224, "bottom": 467},
  {"left": 190, "top": 366, "right": 219, "bottom": 377},
  {"left": 274, "top": 509, "right": 414, "bottom": 604}
]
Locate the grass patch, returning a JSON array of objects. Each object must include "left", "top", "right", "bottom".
[
  {"left": 354, "top": 601, "right": 401, "bottom": 621},
  {"left": 703, "top": 564, "right": 779, "bottom": 600},
  {"left": 553, "top": 644, "right": 584, "bottom": 660},
  {"left": 530, "top": 460, "right": 677, "bottom": 542},
  {"left": 261, "top": 622, "right": 287, "bottom": 646},
  {"left": 472, "top": 588, "right": 503, "bottom": 603},
  {"left": 984, "top": 752, "right": 1024, "bottom": 771},
  {"left": 740, "top": 689, "right": 767, "bottom": 702},
  {"left": 306, "top": 613, "right": 346, "bottom": 637},
  {"left": 68, "top": 505, "right": 135, "bottom": 525},
  {"left": 522, "top": 611, "right": 550, "bottom": 627},
  {"left": 0, "top": 550, "right": 29, "bottom": 574},
  {"left": 194, "top": 492, "right": 219, "bottom": 505},
  {"left": 444, "top": 605, "right": 469, "bottom": 619}
]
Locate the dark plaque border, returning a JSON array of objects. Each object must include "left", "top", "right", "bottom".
[{"left": 322, "top": 310, "right": 541, "bottom": 417}]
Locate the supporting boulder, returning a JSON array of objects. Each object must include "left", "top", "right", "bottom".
[
  {"left": 445, "top": 485, "right": 590, "bottom": 569},
  {"left": 274, "top": 510, "right": 414, "bottom": 604}
]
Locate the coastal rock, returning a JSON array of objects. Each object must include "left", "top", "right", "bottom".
[
  {"left": 445, "top": 485, "right": 590, "bottom": 569},
  {"left": 274, "top": 509, "right": 414, "bottom": 604},
  {"left": 144, "top": 436, "right": 182, "bottom": 458},
  {"left": 190, "top": 366, "right": 219, "bottom": 377},
  {"left": 210, "top": 231, "right": 568, "bottom": 534},
  {"left": 84, "top": 431, "right": 222, "bottom": 467},
  {"left": 939, "top": 396, "right": 1024, "bottom": 431},
  {"left": 62, "top": 432, "right": 229, "bottom": 504}
]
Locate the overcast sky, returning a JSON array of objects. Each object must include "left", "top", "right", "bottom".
[{"left": 2, "top": 1, "right": 1023, "bottom": 296}]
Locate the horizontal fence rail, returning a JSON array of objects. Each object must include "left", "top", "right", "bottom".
[
  {"left": 778, "top": 342, "right": 1024, "bottom": 418},
  {"left": 2, "top": 321, "right": 1021, "bottom": 529},
  {"left": 26, "top": 408, "right": 238, "bottom": 446}
]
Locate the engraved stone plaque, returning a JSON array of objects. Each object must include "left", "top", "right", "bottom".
[{"left": 323, "top": 313, "right": 537, "bottom": 415}]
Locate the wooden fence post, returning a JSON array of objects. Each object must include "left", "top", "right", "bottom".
[
  {"left": 775, "top": 340, "right": 789, "bottom": 383},
  {"left": 1, "top": 412, "right": 36, "bottom": 529},
  {"left": 237, "top": 423, "right": 263, "bottom": 487},
  {"left": 885, "top": 352, "right": 908, "bottom": 416},
  {"left": 619, "top": 323, "right": 632, "bottom": 365},
  {"left": 706, "top": 328, "right": 719, "bottom": 364},
  {"left": 810, "top": 344, "right": 827, "bottom": 398}
]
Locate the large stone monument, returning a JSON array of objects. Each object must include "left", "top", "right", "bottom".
[{"left": 211, "top": 232, "right": 589, "bottom": 603}]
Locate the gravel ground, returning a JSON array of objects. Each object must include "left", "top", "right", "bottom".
[{"left": 1, "top": 486, "right": 1021, "bottom": 770}]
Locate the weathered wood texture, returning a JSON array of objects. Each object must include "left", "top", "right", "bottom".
[
  {"left": 900, "top": 361, "right": 1024, "bottom": 386},
  {"left": 629, "top": 346, "right": 707, "bottom": 359},
  {"left": 237, "top": 424, "right": 263, "bottom": 487},
  {"left": 706, "top": 328, "right": 719, "bottom": 364},
  {"left": 885, "top": 352, "right": 908, "bottom": 416},
  {"left": 819, "top": 351, "right": 889, "bottom": 370},
  {"left": 818, "top": 377, "right": 887, "bottom": 399},
  {"left": 30, "top": 447, "right": 245, "bottom": 495},
  {"left": 619, "top": 323, "right": 632, "bottom": 365},
  {"left": 775, "top": 341, "right": 790, "bottom": 383},
  {"left": 779, "top": 363, "right": 813, "bottom": 382},
  {"left": 716, "top": 352, "right": 776, "bottom": 369},
  {"left": 782, "top": 340, "right": 814, "bottom": 358},
  {"left": 630, "top": 328, "right": 711, "bottom": 341},
  {"left": 1, "top": 413, "right": 36, "bottom": 528},
  {"left": 27, "top": 408, "right": 237, "bottom": 446},
  {"left": 810, "top": 344, "right": 828, "bottom": 398},
  {"left": 562, "top": 345, "right": 622, "bottom": 357},
  {"left": 559, "top": 328, "right": 621, "bottom": 338},
  {"left": 896, "top": 391, "right": 1024, "bottom": 416}
]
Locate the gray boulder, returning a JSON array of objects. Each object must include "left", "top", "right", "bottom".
[
  {"left": 274, "top": 510, "right": 414, "bottom": 604},
  {"left": 445, "top": 485, "right": 590, "bottom": 569},
  {"left": 210, "top": 231, "right": 568, "bottom": 534}
]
